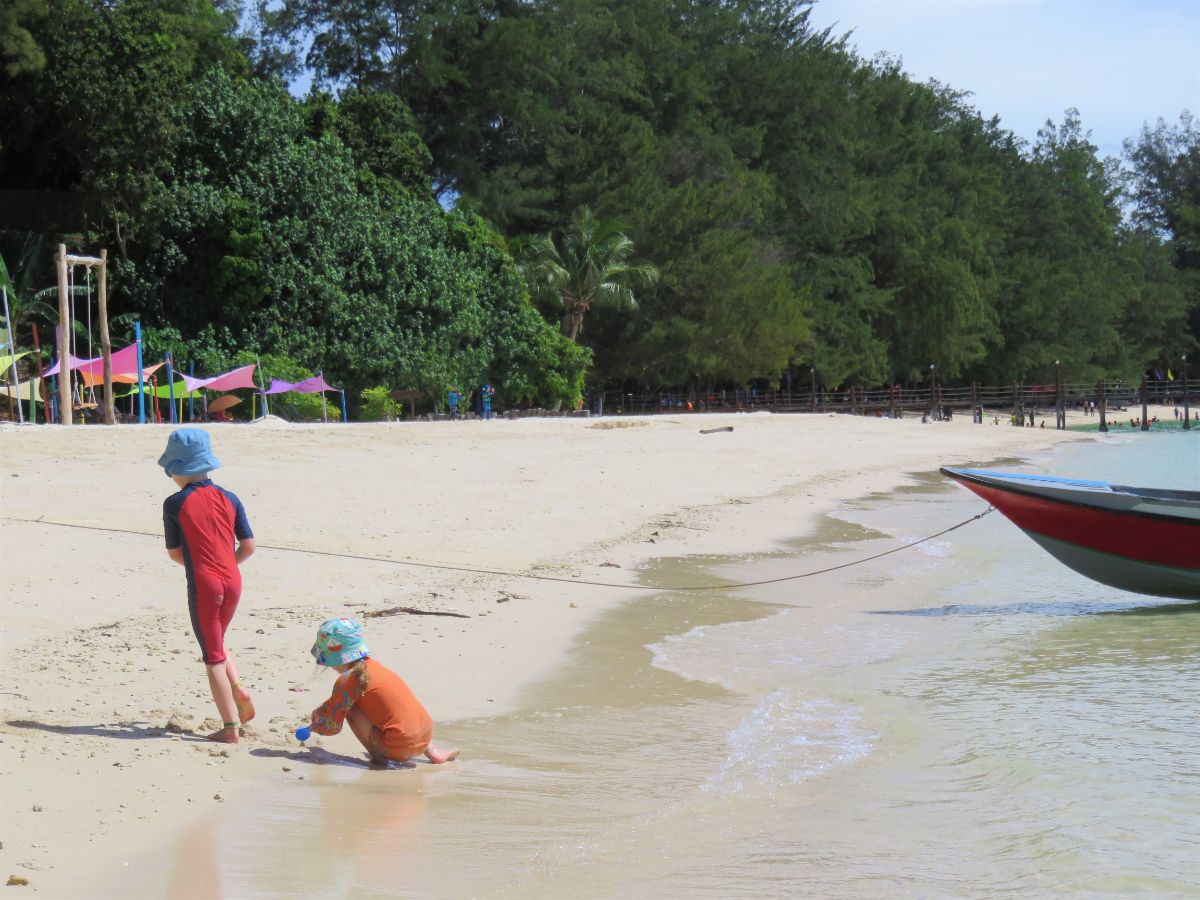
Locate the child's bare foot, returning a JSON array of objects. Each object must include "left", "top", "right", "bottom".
[
  {"left": 206, "top": 726, "right": 240, "bottom": 744},
  {"left": 232, "top": 688, "right": 255, "bottom": 725},
  {"left": 424, "top": 744, "right": 459, "bottom": 764}
]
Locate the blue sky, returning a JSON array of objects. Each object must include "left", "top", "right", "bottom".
[{"left": 806, "top": 0, "right": 1200, "bottom": 158}]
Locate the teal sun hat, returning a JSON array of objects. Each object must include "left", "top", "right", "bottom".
[
  {"left": 158, "top": 427, "right": 221, "bottom": 477},
  {"left": 311, "top": 618, "right": 370, "bottom": 667}
]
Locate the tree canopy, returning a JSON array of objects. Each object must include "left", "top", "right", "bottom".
[{"left": 1, "top": 0, "right": 1195, "bottom": 413}]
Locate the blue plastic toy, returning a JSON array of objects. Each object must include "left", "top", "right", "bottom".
[{"left": 295, "top": 725, "right": 311, "bottom": 741}]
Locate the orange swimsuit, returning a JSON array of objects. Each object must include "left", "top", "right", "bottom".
[{"left": 312, "top": 658, "right": 434, "bottom": 761}]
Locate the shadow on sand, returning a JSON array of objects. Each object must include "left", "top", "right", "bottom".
[
  {"left": 250, "top": 746, "right": 418, "bottom": 770},
  {"left": 4, "top": 718, "right": 208, "bottom": 742}
]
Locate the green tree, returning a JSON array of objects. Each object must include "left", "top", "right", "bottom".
[
  {"left": 1125, "top": 112, "right": 1200, "bottom": 349},
  {"left": 519, "top": 207, "right": 658, "bottom": 342},
  {"left": 0, "top": 0, "right": 46, "bottom": 77}
]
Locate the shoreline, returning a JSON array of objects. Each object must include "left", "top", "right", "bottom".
[{"left": 0, "top": 411, "right": 1100, "bottom": 893}]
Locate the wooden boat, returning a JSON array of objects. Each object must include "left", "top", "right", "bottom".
[{"left": 941, "top": 468, "right": 1200, "bottom": 600}]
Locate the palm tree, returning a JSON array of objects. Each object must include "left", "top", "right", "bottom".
[{"left": 519, "top": 207, "right": 658, "bottom": 342}]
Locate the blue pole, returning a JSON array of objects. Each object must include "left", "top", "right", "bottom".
[
  {"left": 189, "top": 361, "right": 195, "bottom": 422},
  {"left": 50, "top": 375, "right": 58, "bottom": 423},
  {"left": 340, "top": 389, "right": 348, "bottom": 423},
  {"left": 165, "top": 354, "right": 177, "bottom": 424},
  {"left": 135, "top": 321, "right": 146, "bottom": 424}
]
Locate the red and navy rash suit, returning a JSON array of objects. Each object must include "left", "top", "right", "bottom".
[{"left": 163, "top": 480, "right": 253, "bottom": 665}]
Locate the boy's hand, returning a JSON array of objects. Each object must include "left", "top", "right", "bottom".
[{"left": 235, "top": 538, "right": 256, "bottom": 565}]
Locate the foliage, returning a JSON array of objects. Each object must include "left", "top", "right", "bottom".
[
  {"left": 1, "top": 6, "right": 581, "bottom": 409},
  {"left": 518, "top": 207, "right": 658, "bottom": 341},
  {"left": 1, "top": 0, "right": 1196, "bottom": 398},
  {"left": 359, "top": 385, "right": 401, "bottom": 420},
  {"left": 1124, "top": 112, "right": 1200, "bottom": 356},
  {"left": 0, "top": 0, "right": 46, "bottom": 77}
]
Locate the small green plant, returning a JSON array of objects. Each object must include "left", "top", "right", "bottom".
[{"left": 360, "top": 386, "right": 402, "bottom": 420}]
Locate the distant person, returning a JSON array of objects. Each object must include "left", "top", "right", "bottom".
[
  {"left": 480, "top": 383, "right": 495, "bottom": 421},
  {"left": 447, "top": 388, "right": 462, "bottom": 420},
  {"left": 308, "top": 618, "right": 458, "bottom": 767},
  {"left": 159, "top": 429, "right": 256, "bottom": 744}
]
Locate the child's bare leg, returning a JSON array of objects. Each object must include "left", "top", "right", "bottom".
[
  {"left": 224, "top": 651, "right": 255, "bottom": 724},
  {"left": 424, "top": 743, "right": 459, "bottom": 764},
  {"left": 205, "top": 662, "right": 240, "bottom": 743},
  {"left": 347, "top": 707, "right": 388, "bottom": 764}
]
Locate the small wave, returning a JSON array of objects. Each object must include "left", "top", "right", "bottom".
[
  {"left": 915, "top": 539, "right": 953, "bottom": 558},
  {"left": 702, "top": 688, "right": 875, "bottom": 796}
]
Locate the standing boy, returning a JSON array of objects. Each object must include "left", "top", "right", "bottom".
[
  {"left": 160, "top": 428, "right": 256, "bottom": 743},
  {"left": 480, "top": 383, "right": 495, "bottom": 421}
]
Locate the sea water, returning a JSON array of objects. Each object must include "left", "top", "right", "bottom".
[{"left": 151, "top": 431, "right": 1197, "bottom": 898}]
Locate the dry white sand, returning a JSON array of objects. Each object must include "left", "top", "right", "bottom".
[{"left": 0, "top": 410, "right": 1100, "bottom": 891}]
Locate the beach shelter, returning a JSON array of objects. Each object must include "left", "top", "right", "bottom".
[
  {"left": 181, "top": 364, "right": 258, "bottom": 393},
  {"left": 43, "top": 343, "right": 140, "bottom": 380},
  {"left": 205, "top": 395, "right": 241, "bottom": 420},
  {"left": 0, "top": 374, "right": 43, "bottom": 420},
  {"left": 261, "top": 373, "right": 342, "bottom": 421},
  {"left": 208, "top": 395, "right": 241, "bottom": 413}
]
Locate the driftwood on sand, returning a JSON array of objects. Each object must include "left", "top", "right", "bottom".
[{"left": 364, "top": 605, "right": 471, "bottom": 619}]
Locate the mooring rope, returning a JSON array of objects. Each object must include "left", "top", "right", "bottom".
[{"left": 4, "top": 506, "right": 994, "bottom": 593}]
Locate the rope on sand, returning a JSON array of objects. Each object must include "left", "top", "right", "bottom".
[{"left": 4, "top": 507, "right": 993, "bottom": 593}]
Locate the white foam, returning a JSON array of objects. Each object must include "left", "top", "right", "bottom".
[{"left": 702, "top": 688, "right": 875, "bottom": 796}]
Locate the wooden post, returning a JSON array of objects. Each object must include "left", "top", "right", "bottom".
[
  {"left": 1182, "top": 356, "right": 1190, "bottom": 431},
  {"left": 1012, "top": 381, "right": 1020, "bottom": 426},
  {"left": 1140, "top": 374, "right": 1149, "bottom": 430},
  {"left": 96, "top": 249, "right": 115, "bottom": 424},
  {"left": 809, "top": 368, "right": 816, "bottom": 413},
  {"left": 55, "top": 245, "right": 72, "bottom": 425},
  {"left": 1097, "top": 379, "right": 1108, "bottom": 433},
  {"left": 1055, "top": 362, "right": 1065, "bottom": 429},
  {"left": 929, "top": 365, "right": 937, "bottom": 420}
]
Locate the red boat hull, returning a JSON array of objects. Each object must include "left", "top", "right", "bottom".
[
  {"left": 942, "top": 467, "right": 1200, "bottom": 599},
  {"left": 956, "top": 480, "right": 1200, "bottom": 572}
]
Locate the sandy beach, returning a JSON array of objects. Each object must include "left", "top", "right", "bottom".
[{"left": 0, "top": 410, "right": 1103, "bottom": 894}]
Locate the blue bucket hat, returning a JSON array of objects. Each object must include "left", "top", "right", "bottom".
[
  {"left": 158, "top": 428, "right": 221, "bottom": 477},
  {"left": 311, "top": 618, "right": 370, "bottom": 667}
]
